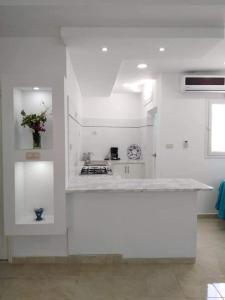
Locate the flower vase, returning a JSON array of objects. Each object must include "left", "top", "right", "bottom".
[{"left": 32, "top": 131, "right": 41, "bottom": 149}]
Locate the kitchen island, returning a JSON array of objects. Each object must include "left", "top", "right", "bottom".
[{"left": 66, "top": 178, "right": 212, "bottom": 261}]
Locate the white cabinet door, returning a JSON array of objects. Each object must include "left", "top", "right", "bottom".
[
  {"left": 126, "top": 163, "right": 145, "bottom": 179},
  {"left": 112, "top": 162, "right": 145, "bottom": 179},
  {"left": 112, "top": 163, "right": 126, "bottom": 178}
]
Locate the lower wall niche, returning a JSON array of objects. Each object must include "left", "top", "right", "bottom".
[{"left": 15, "top": 161, "right": 54, "bottom": 224}]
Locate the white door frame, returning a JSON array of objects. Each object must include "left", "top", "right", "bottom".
[{"left": 148, "top": 108, "right": 158, "bottom": 178}]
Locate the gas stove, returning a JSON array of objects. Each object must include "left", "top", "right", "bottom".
[{"left": 80, "top": 165, "right": 112, "bottom": 175}]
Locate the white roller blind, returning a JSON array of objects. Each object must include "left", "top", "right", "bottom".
[{"left": 210, "top": 103, "right": 225, "bottom": 153}]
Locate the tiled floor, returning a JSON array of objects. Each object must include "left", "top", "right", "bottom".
[{"left": 1, "top": 218, "right": 225, "bottom": 299}]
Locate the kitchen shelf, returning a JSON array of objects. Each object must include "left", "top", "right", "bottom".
[
  {"left": 15, "top": 161, "right": 54, "bottom": 228},
  {"left": 16, "top": 215, "right": 54, "bottom": 225}
]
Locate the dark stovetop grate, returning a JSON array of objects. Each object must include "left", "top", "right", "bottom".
[{"left": 80, "top": 166, "right": 112, "bottom": 175}]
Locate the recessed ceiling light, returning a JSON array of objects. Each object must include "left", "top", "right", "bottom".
[
  {"left": 123, "top": 83, "right": 140, "bottom": 93},
  {"left": 33, "top": 87, "right": 39, "bottom": 90},
  {"left": 159, "top": 47, "right": 165, "bottom": 52},
  {"left": 101, "top": 47, "right": 108, "bottom": 52},
  {"left": 137, "top": 63, "right": 148, "bottom": 69},
  {"left": 123, "top": 79, "right": 155, "bottom": 93}
]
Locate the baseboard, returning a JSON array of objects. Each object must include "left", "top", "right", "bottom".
[
  {"left": 12, "top": 256, "right": 67, "bottom": 264},
  {"left": 198, "top": 213, "right": 217, "bottom": 219},
  {"left": 12, "top": 254, "right": 122, "bottom": 264},
  {"left": 123, "top": 257, "right": 195, "bottom": 264},
  {"left": 11, "top": 254, "right": 195, "bottom": 264}
]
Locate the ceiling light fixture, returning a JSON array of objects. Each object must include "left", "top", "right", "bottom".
[
  {"left": 101, "top": 47, "right": 108, "bottom": 52},
  {"left": 159, "top": 47, "right": 165, "bottom": 52},
  {"left": 123, "top": 79, "right": 155, "bottom": 94},
  {"left": 123, "top": 83, "right": 140, "bottom": 93},
  {"left": 137, "top": 63, "right": 148, "bottom": 69},
  {"left": 33, "top": 87, "right": 39, "bottom": 90}
]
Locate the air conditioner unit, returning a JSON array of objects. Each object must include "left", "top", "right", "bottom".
[{"left": 182, "top": 75, "right": 225, "bottom": 92}]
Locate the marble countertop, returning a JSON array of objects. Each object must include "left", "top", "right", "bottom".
[{"left": 66, "top": 177, "right": 213, "bottom": 193}]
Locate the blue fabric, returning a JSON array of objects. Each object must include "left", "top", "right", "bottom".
[{"left": 215, "top": 180, "right": 225, "bottom": 219}]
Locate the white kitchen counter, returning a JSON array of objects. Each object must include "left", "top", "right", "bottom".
[
  {"left": 66, "top": 177, "right": 212, "bottom": 193},
  {"left": 66, "top": 177, "right": 212, "bottom": 260}
]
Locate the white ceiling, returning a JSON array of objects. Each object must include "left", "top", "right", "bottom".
[
  {"left": 2, "top": 1, "right": 225, "bottom": 97},
  {"left": 0, "top": 1, "right": 225, "bottom": 36},
  {"left": 62, "top": 27, "right": 225, "bottom": 96}
]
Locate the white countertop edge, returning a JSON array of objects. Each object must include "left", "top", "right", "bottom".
[
  {"left": 66, "top": 178, "right": 213, "bottom": 193},
  {"left": 66, "top": 188, "right": 213, "bottom": 193}
]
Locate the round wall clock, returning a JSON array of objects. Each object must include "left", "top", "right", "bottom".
[{"left": 127, "top": 144, "right": 142, "bottom": 160}]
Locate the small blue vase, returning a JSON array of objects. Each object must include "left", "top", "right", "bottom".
[{"left": 34, "top": 208, "right": 44, "bottom": 221}]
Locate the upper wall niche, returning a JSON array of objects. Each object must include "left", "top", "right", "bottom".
[{"left": 14, "top": 87, "right": 53, "bottom": 150}]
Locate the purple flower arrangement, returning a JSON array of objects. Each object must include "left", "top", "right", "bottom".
[{"left": 20, "top": 108, "right": 48, "bottom": 148}]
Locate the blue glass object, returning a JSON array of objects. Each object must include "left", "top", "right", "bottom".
[{"left": 34, "top": 208, "right": 44, "bottom": 221}]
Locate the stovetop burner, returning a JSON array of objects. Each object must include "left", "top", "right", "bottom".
[{"left": 80, "top": 165, "right": 112, "bottom": 175}]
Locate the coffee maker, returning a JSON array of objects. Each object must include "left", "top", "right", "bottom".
[{"left": 110, "top": 147, "right": 120, "bottom": 160}]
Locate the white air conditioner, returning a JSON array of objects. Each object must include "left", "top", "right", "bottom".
[{"left": 182, "top": 75, "right": 225, "bottom": 92}]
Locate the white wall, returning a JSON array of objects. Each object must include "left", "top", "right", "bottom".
[
  {"left": 0, "top": 37, "right": 65, "bottom": 77},
  {"left": 157, "top": 73, "right": 224, "bottom": 213},
  {"left": 65, "top": 49, "right": 82, "bottom": 123},
  {"left": 10, "top": 235, "right": 67, "bottom": 257},
  {"left": 83, "top": 93, "right": 142, "bottom": 120},
  {"left": 0, "top": 37, "right": 67, "bottom": 257},
  {"left": 64, "top": 50, "right": 83, "bottom": 184},
  {"left": 82, "top": 93, "right": 146, "bottom": 161},
  {"left": 0, "top": 97, "right": 7, "bottom": 259},
  {"left": 82, "top": 126, "right": 142, "bottom": 161}
]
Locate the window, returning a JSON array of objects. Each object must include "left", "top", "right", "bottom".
[{"left": 208, "top": 101, "right": 225, "bottom": 156}]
